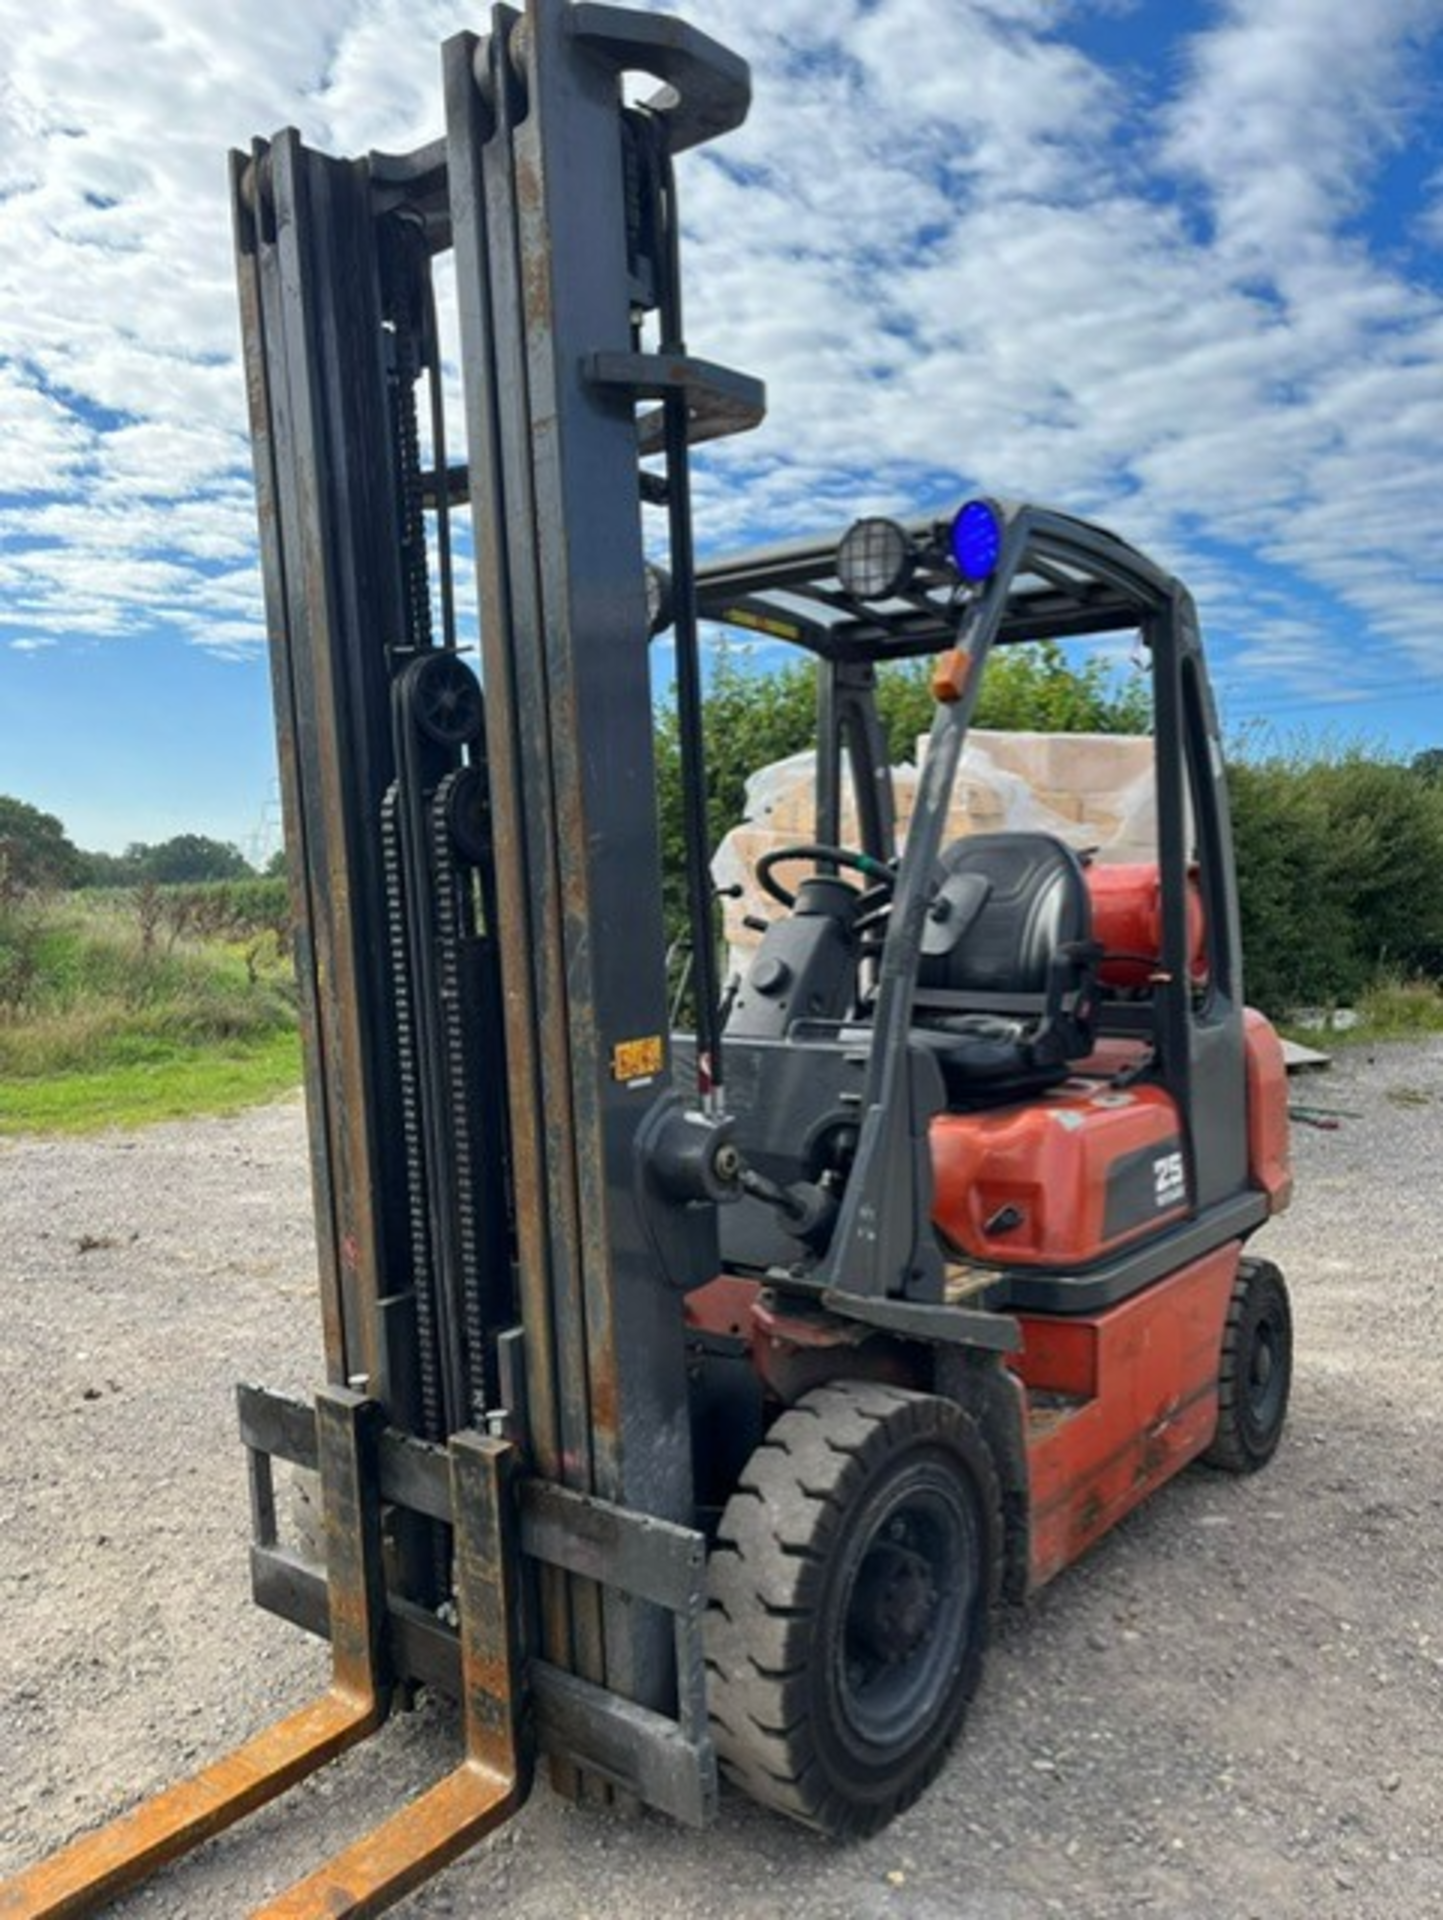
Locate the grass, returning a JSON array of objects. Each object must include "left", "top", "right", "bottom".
[
  {"left": 0, "top": 1028, "right": 301, "bottom": 1134},
  {"left": 1355, "top": 976, "right": 1443, "bottom": 1038},
  {"left": 0, "top": 893, "right": 301, "bottom": 1136},
  {"left": 1278, "top": 976, "right": 1443, "bottom": 1049}
]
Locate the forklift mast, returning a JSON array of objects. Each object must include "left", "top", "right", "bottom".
[
  {"left": 0, "top": 7, "right": 758, "bottom": 1915},
  {"left": 234, "top": 0, "right": 759, "bottom": 1732}
]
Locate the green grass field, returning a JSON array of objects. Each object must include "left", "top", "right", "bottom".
[
  {"left": 0, "top": 1028, "right": 302, "bottom": 1133},
  {"left": 1279, "top": 976, "right": 1443, "bottom": 1051},
  {"left": 0, "top": 892, "right": 301, "bottom": 1136}
]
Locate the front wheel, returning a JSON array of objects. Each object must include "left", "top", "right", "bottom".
[
  {"left": 1202, "top": 1256, "right": 1293, "bottom": 1473},
  {"left": 705, "top": 1381, "right": 1000, "bottom": 1837}
]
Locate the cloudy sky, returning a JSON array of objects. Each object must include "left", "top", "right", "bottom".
[{"left": 2, "top": 0, "right": 1442, "bottom": 856}]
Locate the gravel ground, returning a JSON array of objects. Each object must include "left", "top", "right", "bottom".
[{"left": 1, "top": 1042, "right": 1441, "bottom": 1918}]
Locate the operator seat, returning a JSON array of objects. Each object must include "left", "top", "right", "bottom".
[{"left": 910, "top": 831, "right": 1099, "bottom": 1106}]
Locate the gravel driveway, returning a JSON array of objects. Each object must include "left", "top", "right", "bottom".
[{"left": 1, "top": 1041, "right": 1440, "bottom": 1918}]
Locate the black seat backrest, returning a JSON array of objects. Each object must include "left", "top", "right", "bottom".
[{"left": 916, "top": 832, "right": 1090, "bottom": 998}]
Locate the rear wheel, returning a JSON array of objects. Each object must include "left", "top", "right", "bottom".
[
  {"left": 1203, "top": 1257, "right": 1292, "bottom": 1473},
  {"left": 705, "top": 1381, "right": 1000, "bottom": 1837}
]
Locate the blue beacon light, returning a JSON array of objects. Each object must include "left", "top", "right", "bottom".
[{"left": 949, "top": 499, "right": 1003, "bottom": 583}]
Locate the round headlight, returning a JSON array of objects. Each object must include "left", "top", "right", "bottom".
[
  {"left": 949, "top": 498, "right": 1004, "bottom": 583},
  {"left": 837, "top": 517, "right": 912, "bottom": 600}
]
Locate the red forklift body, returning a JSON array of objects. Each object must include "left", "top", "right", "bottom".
[
  {"left": 1013, "top": 1244, "right": 1240, "bottom": 1586},
  {"left": 932, "top": 1081, "right": 1188, "bottom": 1268},
  {"left": 930, "top": 1012, "right": 1290, "bottom": 1271}
]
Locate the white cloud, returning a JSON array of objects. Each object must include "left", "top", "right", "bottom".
[
  {"left": 1164, "top": 0, "right": 1443, "bottom": 270},
  {"left": 0, "top": 359, "right": 94, "bottom": 490},
  {"left": 667, "top": 0, "right": 1443, "bottom": 697},
  {"left": 0, "top": 0, "right": 1439, "bottom": 723}
]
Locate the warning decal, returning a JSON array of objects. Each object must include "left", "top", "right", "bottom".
[{"left": 612, "top": 1034, "right": 665, "bottom": 1083}]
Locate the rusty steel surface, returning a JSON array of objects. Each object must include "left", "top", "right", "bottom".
[
  {"left": 443, "top": 20, "right": 584, "bottom": 1794},
  {"left": 236, "top": 0, "right": 759, "bottom": 1784},
  {"left": 235, "top": 130, "right": 424, "bottom": 1413},
  {"left": 0, "top": 1393, "right": 390, "bottom": 1920},
  {"left": 0, "top": 1420, "right": 529, "bottom": 1920},
  {"left": 443, "top": 0, "right": 746, "bottom": 1770},
  {"left": 250, "top": 1764, "right": 521, "bottom": 1920},
  {"left": 503, "top": 0, "right": 705, "bottom": 1731},
  {"left": 231, "top": 147, "right": 349, "bottom": 1387},
  {"left": 249, "top": 1434, "right": 526, "bottom": 1920},
  {"left": 226, "top": 0, "right": 750, "bottom": 1835},
  {"left": 0, "top": 1696, "right": 381, "bottom": 1920}
]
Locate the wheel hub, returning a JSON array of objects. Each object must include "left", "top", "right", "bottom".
[
  {"left": 853, "top": 1544, "right": 938, "bottom": 1664},
  {"left": 832, "top": 1475, "right": 979, "bottom": 1757}
]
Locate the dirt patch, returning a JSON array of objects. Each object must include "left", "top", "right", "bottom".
[{"left": 2, "top": 1049, "right": 1441, "bottom": 1917}]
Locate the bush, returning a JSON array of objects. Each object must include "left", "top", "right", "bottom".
[
  {"left": 0, "top": 897, "right": 46, "bottom": 1014},
  {"left": 1227, "top": 762, "right": 1346, "bottom": 1007},
  {"left": 1229, "top": 751, "right": 1443, "bottom": 1012},
  {"left": 657, "top": 653, "right": 1442, "bottom": 1019},
  {"left": 0, "top": 895, "right": 296, "bottom": 1085}
]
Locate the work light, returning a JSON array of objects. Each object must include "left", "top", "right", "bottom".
[
  {"left": 836, "top": 517, "right": 912, "bottom": 600},
  {"left": 949, "top": 498, "right": 1004, "bottom": 583}
]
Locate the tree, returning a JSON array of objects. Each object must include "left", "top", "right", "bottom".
[
  {"left": 133, "top": 835, "right": 255, "bottom": 884},
  {"left": 74, "top": 847, "right": 138, "bottom": 888},
  {"left": 1411, "top": 747, "right": 1443, "bottom": 786},
  {"left": 873, "top": 639, "right": 1151, "bottom": 759},
  {"left": 0, "top": 795, "right": 81, "bottom": 892}
]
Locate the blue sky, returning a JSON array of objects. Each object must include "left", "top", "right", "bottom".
[{"left": 2, "top": 0, "right": 1442, "bottom": 857}]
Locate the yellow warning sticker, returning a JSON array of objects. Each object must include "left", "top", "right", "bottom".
[
  {"left": 612, "top": 1034, "right": 665, "bottom": 1083},
  {"left": 723, "top": 606, "right": 804, "bottom": 643}
]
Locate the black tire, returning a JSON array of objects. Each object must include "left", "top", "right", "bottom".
[
  {"left": 705, "top": 1381, "right": 1000, "bottom": 1838},
  {"left": 1202, "top": 1257, "right": 1292, "bottom": 1473}
]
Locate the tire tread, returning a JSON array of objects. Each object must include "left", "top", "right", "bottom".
[
  {"left": 705, "top": 1380, "right": 1001, "bottom": 1837},
  {"left": 1202, "top": 1256, "right": 1292, "bottom": 1474}
]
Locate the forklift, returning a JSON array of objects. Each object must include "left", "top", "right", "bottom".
[{"left": 0, "top": 0, "right": 1293, "bottom": 1912}]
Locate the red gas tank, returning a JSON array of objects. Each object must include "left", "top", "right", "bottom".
[
  {"left": 1085, "top": 862, "right": 1207, "bottom": 988},
  {"left": 930, "top": 1081, "right": 1188, "bottom": 1268}
]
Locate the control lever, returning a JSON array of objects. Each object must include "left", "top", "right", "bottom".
[{"left": 737, "top": 1163, "right": 838, "bottom": 1251}]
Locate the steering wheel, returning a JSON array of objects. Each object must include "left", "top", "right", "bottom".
[{"left": 754, "top": 842, "right": 898, "bottom": 923}]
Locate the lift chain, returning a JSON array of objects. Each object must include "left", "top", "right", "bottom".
[
  {"left": 430, "top": 765, "right": 491, "bottom": 1427},
  {"left": 382, "top": 782, "right": 446, "bottom": 1446},
  {"left": 382, "top": 216, "right": 436, "bottom": 656}
]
